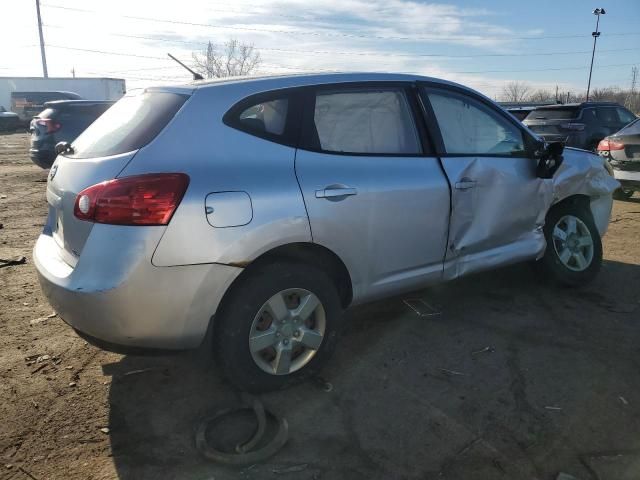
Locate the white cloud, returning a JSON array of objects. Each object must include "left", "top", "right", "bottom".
[{"left": 0, "top": 0, "right": 579, "bottom": 97}]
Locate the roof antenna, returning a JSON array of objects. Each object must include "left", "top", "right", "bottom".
[{"left": 167, "top": 53, "right": 203, "bottom": 81}]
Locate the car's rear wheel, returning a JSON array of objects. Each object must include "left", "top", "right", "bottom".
[
  {"left": 613, "top": 188, "right": 634, "bottom": 201},
  {"left": 213, "top": 262, "right": 342, "bottom": 392},
  {"left": 536, "top": 201, "right": 602, "bottom": 286}
]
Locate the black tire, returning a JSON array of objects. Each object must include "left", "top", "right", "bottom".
[
  {"left": 536, "top": 201, "right": 603, "bottom": 287},
  {"left": 613, "top": 188, "right": 634, "bottom": 201},
  {"left": 213, "top": 262, "right": 343, "bottom": 393}
]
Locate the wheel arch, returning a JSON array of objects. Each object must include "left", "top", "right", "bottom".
[
  {"left": 551, "top": 193, "right": 611, "bottom": 237},
  {"left": 220, "top": 242, "right": 354, "bottom": 310}
]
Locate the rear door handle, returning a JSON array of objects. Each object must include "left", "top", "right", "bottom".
[
  {"left": 315, "top": 186, "right": 358, "bottom": 199},
  {"left": 454, "top": 178, "right": 477, "bottom": 190}
]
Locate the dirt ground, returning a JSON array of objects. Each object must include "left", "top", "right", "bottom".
[{"left": 1, "top": 132, "right": 639, "bottom": 480}]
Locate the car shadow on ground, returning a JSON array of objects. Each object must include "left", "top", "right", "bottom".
[{"left": 105, "top": 260, "right": 640, "bottom": 480}]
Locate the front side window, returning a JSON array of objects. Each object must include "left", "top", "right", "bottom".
[
  {"left": 426, "top": 89, "right": 524, "bottom": 156},
  {"left": 306, "top": 88, "right": 421, "bottom": 155}
]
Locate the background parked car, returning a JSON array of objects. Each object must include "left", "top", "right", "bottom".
[
  {"left": 499, "top": 102, "right": 556, "bottom": 122},
  {"left": 523, "top": 102, "right": 637, "bottom": 151},
  {"left": 597, "top": 118, "right": 640, "bottom": 200},
  {"left": 0, "top": 106, "right": 21, "bottom": 132},
  {"left": 29, "top": 100, "right": 114, "bottom": 168},
  {"left": 11, "top": 91, "right": 83, "bottom": 125}
]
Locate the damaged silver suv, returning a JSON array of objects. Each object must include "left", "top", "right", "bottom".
[{"left": 34, "top": 73, "right": 618, "bottom": 392}]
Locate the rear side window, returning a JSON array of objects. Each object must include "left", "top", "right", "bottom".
[
  {"left": 596, "top": 107, "right": 619, "bottom": 124},
  {"left": 68, "top": 91, "right": 188, "bottom": 159},
  {"left": 239, "top": 98, "right": 288, "bottom": 135},
  {"left": 525, "top": 108, "right": 578, "bottom": 120},
  {"left": 303, "top": 88, "right": 421, "bottom": 155},
  {"left": 616, "top": 107, "right": 636, "bottom": 124}
]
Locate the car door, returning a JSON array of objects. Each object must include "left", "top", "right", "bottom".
[
  {"left": 419, "top": 85, "right": 552, "bottom": 279},
  {"left": 295, "top": 84, "right": 450, "bottom": 303}
]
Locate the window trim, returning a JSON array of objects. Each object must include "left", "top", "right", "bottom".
[
  {"left": 417, "top": 81, "right": 535, "bottom": 158},
  {"left": 222, "top": 87, "right": 304, "bottom": 148},
  {"left": 298, "top": 81, "right": 432, "bottom": 157}
]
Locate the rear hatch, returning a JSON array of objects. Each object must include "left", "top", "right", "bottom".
[
  {"left": 45, "top": 89, "right": 191, "bottom": 266},
  {"left": 523, "top": 106, "right": 581, "bottom": 138}
]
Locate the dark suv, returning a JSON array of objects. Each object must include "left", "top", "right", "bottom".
[
  {"left": 523, "top": 102, "right": 637, "bottom": 151},
  {"left": 29, "top": 100, "right": 113, "bottom": 168}
]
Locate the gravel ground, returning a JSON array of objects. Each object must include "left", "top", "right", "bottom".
[{"left": 1, "top": 132, "right": 640, "bottom": 480}]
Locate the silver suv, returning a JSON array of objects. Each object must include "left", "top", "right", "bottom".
[{"left": 34, "top": 73, "right": 618, "bottom": 392}]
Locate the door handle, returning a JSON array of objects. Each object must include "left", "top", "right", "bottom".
[
  {"left": 315, "top": 186, "right": 358, "bottom": 199},
  {"left": 454, "top": 178, "right": 477, "bottom": 190}
]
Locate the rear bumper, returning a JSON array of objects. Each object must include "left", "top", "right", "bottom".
[
  {"left": 613, "top": 169, "right": 640, "bottom": 190},
  {"left": 33, "top": 225, "right": 242, "bottom": 350}
]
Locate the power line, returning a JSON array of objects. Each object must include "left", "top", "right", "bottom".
[
  {"left": 45, "top": 43, "right": 639, "bottom": 75},
  {"left": 40, "top": 3, "right": 640, "bottom": 42},
  {"left": 41, "top": 24, "right": 639, "bottom": 59}
]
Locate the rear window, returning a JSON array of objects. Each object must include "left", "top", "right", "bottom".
[
  {"left": 68, "top": 91, "right": 188, "bottom": 159},
  {"left": 525, "top": 108, "right": 578, "bottom": 120},
  {"left": 37, "top": 108, "right": 56, "bottom": 119}
]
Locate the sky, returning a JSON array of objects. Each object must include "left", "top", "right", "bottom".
[{"left": 1, "top": 0, "right": 639, "bottom": 99}]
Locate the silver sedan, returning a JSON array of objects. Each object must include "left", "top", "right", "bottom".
[{"left": 34, "top": 73, "right": 619, "bottom": 392}]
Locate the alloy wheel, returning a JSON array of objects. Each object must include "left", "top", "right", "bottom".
[
  {"left": 552, "top": 215, "right": 594, "bottom": 272},
  {"left": 249, "top": 288, "right": 326, "bottom": 375}
]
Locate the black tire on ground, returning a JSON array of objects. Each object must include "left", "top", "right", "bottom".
[
  {"left": 536, "top": 201, "right": 603, "bottom": 287},
  {"left": 613, "top": 188, "right": 634, "bottom": 201},
  {"left": 213, "top": 262, "right": 343, "bottom": 393}
]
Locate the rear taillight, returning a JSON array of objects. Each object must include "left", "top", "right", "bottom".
[
  {"left": 74, "top": 173, "right": 190, "bottom": 225},
  {"left": 597, "top": 138, "right": 624, "bottom": 151},
  {"left": 36, "top": 118, "right": 61, "bottom": 133}
]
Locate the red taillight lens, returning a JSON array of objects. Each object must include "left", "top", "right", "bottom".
[
  {"left": 597, "top": 138, "right": 624, "bottom": 151},
  {"left": 608, "top": 140, "right": 625, "bottom": 151},
  {"left": 74, "top": 173, "right": 190, "bottom": 225},
  {"left": 597, "top": 139, "right": 609, "bottom": 151},
  {"left": 36, "top": 118, "right": 61, "bottom": 133}
]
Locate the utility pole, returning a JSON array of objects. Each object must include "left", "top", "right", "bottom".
[
  {"left": 35, "top": 0, "right": 48, "bottom": 78},
  {"left": 586, "top": 8, "right": 606, "bottom": 102}
]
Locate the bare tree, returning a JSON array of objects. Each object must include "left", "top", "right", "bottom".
[
  {"left": 192, "top": 39, "right": 261, "bottom": 79},
  {"left": 500, "top": 81, "right": 532, "bottom": 102},
  {"left": 528, "top": 89, "right": 555, "bottom": 103}
]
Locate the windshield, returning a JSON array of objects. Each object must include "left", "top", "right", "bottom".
[
  {"left": 68, "top": 91, "right": 188, "bottom": 159},
  {"left": 525, "top": 108, "right": 578, "bottom": 121}
]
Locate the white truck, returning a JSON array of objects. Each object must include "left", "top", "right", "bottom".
[{"left": 0, "top": 77, "right": 126, "bottom": 123}]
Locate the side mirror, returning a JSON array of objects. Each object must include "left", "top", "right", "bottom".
[{"left": 535, "top": 141, "right": 564, "bottom": 179}]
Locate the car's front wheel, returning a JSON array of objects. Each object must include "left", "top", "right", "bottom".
[
  {"left": 213, "top": 262, "right": 342, "bottom": 392},
  {"left": 537, "top": 201, "right": 603, "bottom": 286}
]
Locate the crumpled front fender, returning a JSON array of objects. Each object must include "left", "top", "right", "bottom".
[{"left": 551, "top": 148, "right": 620, "bottom": 236}]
